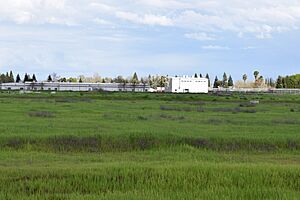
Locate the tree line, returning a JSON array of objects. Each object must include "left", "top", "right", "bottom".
[
  {"left": 212, "top": 73, "right": 234, "bottom": 88},
  {"left": 0, "top": 71, "right": 38, "bottom": 83},
  {"left": 1, "top": 70, "right": 300, "bottom": 89},
  {"left": 276, "top": 74, "right": 300, "bottom": 89}
]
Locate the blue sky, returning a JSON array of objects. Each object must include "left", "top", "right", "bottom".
[{"left": 0, "top": 0, "right": 299, "bottom": 80}]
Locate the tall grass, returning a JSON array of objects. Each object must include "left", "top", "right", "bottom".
[
  {"left": 0, "top": 92, "right": 299, "bottom": 199},
  {"left": 0, "top": 164, "right": 299, "bottom": 199}
]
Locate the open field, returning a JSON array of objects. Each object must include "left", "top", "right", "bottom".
[{"left": 0, "top": 92, "right": 299, "bottom": 199}]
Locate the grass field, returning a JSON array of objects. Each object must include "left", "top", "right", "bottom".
[{"left": 0, "top": 91, "right": 299, "bottom": 199}]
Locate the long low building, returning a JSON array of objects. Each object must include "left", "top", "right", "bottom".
[{"left": 0, "top": 82, "right": 150, "bottom": 92}]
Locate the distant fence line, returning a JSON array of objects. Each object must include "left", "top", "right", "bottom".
[{"left": 209, "top": 88, "right": 300, "bottom": 94}]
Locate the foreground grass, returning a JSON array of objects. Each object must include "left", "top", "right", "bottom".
[
  {"left": 0, "top": 91, "right": 299, "bottom": 199},
  {"left": 0, "top": 149, "right": 299, "bottom": 200}
]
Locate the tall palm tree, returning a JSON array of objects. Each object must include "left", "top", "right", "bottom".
[{"left": 243, "top": 74, "right": 248, "bottom": 83}]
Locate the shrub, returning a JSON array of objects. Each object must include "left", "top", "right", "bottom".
[
  {"left": 159, "top": 114, "right": 185, "bottom": 121},
  {"left": 160, "top": 105, "right": 193, "bottom": 112},
  {"left": 272, "top": 119, "right": 299, "bottom": 125},
  {"left": 207, "top": 119, "right": 223, "bottom": 125},
  {"left": 196, "top": 107, "right": 205, "bottom": 112},
  {"left": 137, "top": 116, "right": 148, "bottom": 120},
  {"left": 28, "top": 111, "right": 55, "bottom": 118},
  {"left": 50, "top": 136, "right": 100, "bottom": 152},
  {"left": 239, "top": 103, "right": 256, "bottom": 107}
]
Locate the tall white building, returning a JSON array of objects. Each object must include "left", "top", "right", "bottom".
[{"left": 166, "top": 76, "right": 209, "bottom": 93}]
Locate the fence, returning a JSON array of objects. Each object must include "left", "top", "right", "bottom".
[{"left": 209, "top": 88, "right": 300, "bottom": 94}]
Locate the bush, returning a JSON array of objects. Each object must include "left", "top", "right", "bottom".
[
  {"left": 239, "top": 103, "right": 256, "bottom": 107},
  {"left": 160, "top": 105, "right": 193, "bottom": 112},
  {"left": 272, "top": 119, "right": 299, "bottom": 125},
  {"left": 137, "top": 116, "right": 148, "bottom": 120},
  {"left": 28, "top": 111, "right": 55, "bottom": 118}
]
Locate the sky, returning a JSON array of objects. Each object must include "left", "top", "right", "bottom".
[{"left": 0, "top": 0, "right": 300, "bottom": 80}]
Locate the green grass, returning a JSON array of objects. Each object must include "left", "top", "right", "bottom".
[{"left": 0, "top": 91, "right": 299, "bottom": 199}]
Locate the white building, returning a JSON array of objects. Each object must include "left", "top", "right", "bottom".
[{"left": 166, "top": 76, "right": 209, "bottom": 93}]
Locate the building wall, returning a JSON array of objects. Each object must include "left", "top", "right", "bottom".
[
  {"left": 167, "top": 77, "right": 209, "bottom": 93},
  {"left": 0, "top": 82, "right": 150, "bottom": 92}
]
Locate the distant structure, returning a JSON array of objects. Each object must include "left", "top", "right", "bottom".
[
  {"left": 166, "top": 76, "right": 209, "bottom": 93},
  {"left": 0, "top": 82, "right": 150, "bottom": 92}
]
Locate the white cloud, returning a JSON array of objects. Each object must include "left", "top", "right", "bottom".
[
  {"left": 93, "top": 18, "right": 113, "bottom": 26},
  {"left": 184, "top": 32, "right": 217, "bottom": 41},
  {"left": 0, "top": 0, "right": 300, "bottom": 38},
  {"left": 202, "top": 45, "right": 230, "bottom": 50},
  {"left": 115, "top": 11, "right": 173, "bottom": 26},
  {"left": 242, "top": 46, "right": 257, "bottom": 50}
]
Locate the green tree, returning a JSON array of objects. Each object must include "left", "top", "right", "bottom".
[
  {"left": 114, "top": 75, "right": 125, "bottom": 83},
  {"left": 32, "top": 74, "right": 37, "bottom": 82},
  {"left": 148, "top": 75, "right": 153, "bottom": 87},
  {"left": 243, "top": 74, "right": 247, "bottom": 83},
  {"left": 79, "top": 78, "right": 83, "bottom": 83},
  {"left": 222, "top": 72, "right": 228, "bottom": 88},
  {"left": 254, "top": 71, "right": 259, "bottom": 81},
  {"left": 47, "top": 75, "right": 52, "bottom": 82},
  {"left": 213, "top": 76, "right": 219, "bottom": 88},
  {"left": 16, "top": 74, "right": 21, "bottom": 83},
  {"left": 5, "top": 72, "right": 9, "bottom": 83},
  {"left": 0, "top": 74, "right": 5, "bottom": 83},
  {"left": 131, "top": 72, "right": 139, "bottom": 91},
  {"left": 194, "top": 73, "right": 198, "bottom": 78},
  {"left": 67, "top": 77, "right": 77, "bottom": 82},
  {"left": 199, "top": 73, "right": 203, "bottom": 78},
  {"left": 59, "top": 77, "right": 67, "bottom": 82},
  {"left": 276, "top": 76, "right": 283, "bottom": 88},
  {"left": 158, "top": 76, "right": 167, "bottom": 87},
  {"left": 23, "top": 73, "right": 29, "bottom": 82},
  {"left": 228, "top": 75, "right": 234, "bottom": 87},
  {"left": 205, "top": 74, "right": 210, "bottom": 87},
  {"left": 9, "top": 71, "right": 14, "bottom": 82}
]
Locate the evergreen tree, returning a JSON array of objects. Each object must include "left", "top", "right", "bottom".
[
  {"left": 27, "top": 74, "right": 31, "bottom": 82},
  {"left": 23, "top": 73, "right": 29, "bottom": 82},
  {"left": 32, "top": 74, "right": 37, "bottom": 82},
  {"left": 213, "top": 76, "right": 219, "bottom": 88},
  {"left": 79, "top": 78, "right": 83, "bottom": 83},
  {"left": 47, "top": 75, "right": 52, "bottom": 82},
  {"left": 131, "top": 72, "right": 139, "bottom": 85},
  {"left": 205, "top": 74, "right": 210, "bottom": 87},
  {"left": 0, "top": 74, "right": 5, "bottom": 83},
  {"left": 194, "top": 73, "right": 198, "bottom": 78},
  {"left": 9, "top": 71, "right": 14, "bottom": 82},
  {"left": 148, "top": 75, "right": 153, "bottom": 87},
  {"left": 222, "top": 72, "right": 228, "bottom": 88},
  {"left": 16, "top": 74, "right": 21, "bottom": 83},
  {"left": 5, "top": 72, "right": 9, "bottom": 83},
  {"left": 199, "top": 73, "right": 203, "bottom": 78},
  {"left": 228, "top": 75, "right": 234, "bottom": 87}
]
